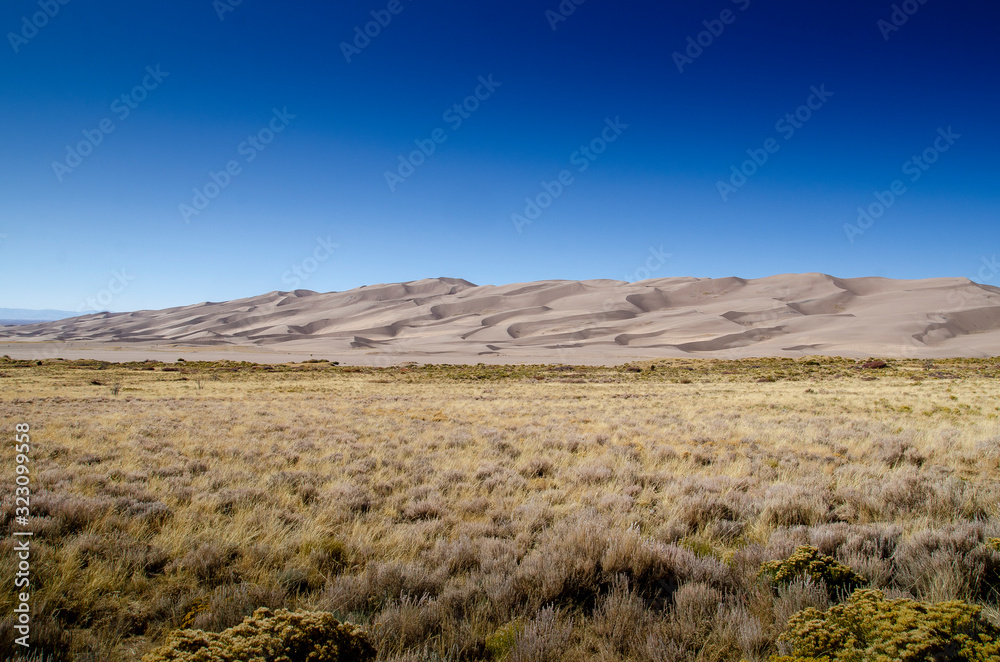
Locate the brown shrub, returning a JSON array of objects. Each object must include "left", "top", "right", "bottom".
[
  {"left": 189, "top": 583, "right": 287, "bottom": 632},
  {"left": 588, "top": 576, "right": 651, "bottom": 656},
  {"left": 427, "top": 535, "right": 481, "bottom": 575},
  {"left": 663, "top": 582, "right": 723, "bottom": 651},
  {"left": 372, "top": 595, "right": 446, "bottom": 654},
  {"left": 893, "top": 524, "right": 995, "bottom": 601},
  {"left": 321, "top": 562, "right": 445, "bottom": 613},
  {"left": 28, "top": 492, "right": 111, "bottom": 536},
  {"left": 760, "top": 484, "right": 831, "bottom": 528},
  {"left": 876, "top": 436, "right": 924, "bottom": 468},
  {"left": 400, "top": 499, "right": 444, "bottom": 522},
  {"left": 514, "top": 516, "right": 607, "bottom": 609},
  {"left": 772, "top": 578, "right": 830, "bottom": 632},
  {"left": 507, "top": 606, "right": 573, "bottom": 662},
  {"left": 518, "top": 457, "right": 554, "bottom": 478},
  {"left": 0, "top": 610, "right": 73, "bottom": 662},
  {"left": 169, "top": 542, "right": 241, "bottom": 586}
]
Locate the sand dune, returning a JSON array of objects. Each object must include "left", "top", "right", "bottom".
[{"left": 3, "top": 274, "right": 999, "bottom": 363}]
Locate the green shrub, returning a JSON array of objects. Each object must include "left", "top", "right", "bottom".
[
  {"left": 773, "top": 589, "right": 1000, "bottom": 662},
  {"left": 760, "top": 546, "right": 865, "bottom": 596},
  {"left": 142, "top": 607, "right": 376, "bottom": 662},
  {"left": 484, "top": 619, "right": 524, "bottom": 659}
]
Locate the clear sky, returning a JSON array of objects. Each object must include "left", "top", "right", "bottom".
[{"left": 2, "top": 1, "right": 998, "bottom": 311}]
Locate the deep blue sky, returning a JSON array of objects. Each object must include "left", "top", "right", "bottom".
[{"left": 2, "top": 1, "right": 998, "bottom": 311}]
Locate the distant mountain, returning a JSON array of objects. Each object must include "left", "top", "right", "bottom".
[
  {"left": 1, "top": 275, "right": 999, "bottom": 359},
  {"left": 0, "top": 308, "right": 99, "bottom": 324}
]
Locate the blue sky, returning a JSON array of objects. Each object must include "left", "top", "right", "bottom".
[{"left": 2, "top": 1, "right": 998, "bottom": 311}]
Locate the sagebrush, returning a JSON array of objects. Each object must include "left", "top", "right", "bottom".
[{"left": 1, "top": 357, "right": 998, "bottom": 661}]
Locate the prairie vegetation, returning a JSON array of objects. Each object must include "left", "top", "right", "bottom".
[{"left": 1, "top": 356, "right": 999, "bottom": 661}]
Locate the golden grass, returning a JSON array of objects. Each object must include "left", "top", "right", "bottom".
[{"left": 1, "top": 356, "right": 999, "bottom": 661}]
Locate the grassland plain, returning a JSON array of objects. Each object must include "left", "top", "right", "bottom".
[{"left": 1, "top": 356, "right": 999, "bottom": 661}]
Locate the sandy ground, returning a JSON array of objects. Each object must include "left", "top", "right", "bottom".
[{"left": 3, "top": 273, "right": 999, "bottom": 363}]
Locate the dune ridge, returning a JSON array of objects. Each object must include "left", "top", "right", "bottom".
[{"left": 3, "top": 273, "right": 999, "bottom": 362}]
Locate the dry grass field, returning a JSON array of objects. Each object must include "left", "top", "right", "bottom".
[{"left": 1, "top": 356, "right": 999, "bottom": 661}]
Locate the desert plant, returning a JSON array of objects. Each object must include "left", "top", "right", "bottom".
[
  {"left": 760, "top": 546, "right": 866, "bottom": 597},
  {"left": 661, "top": 581, "right": 724, "bottom": 653},
  {"left": 0, "top": 612, "right": 73, "bottom": 662},
  {"left": 893, "top": 525, "right": 998, "bottom": 602},
  {"left": 589, "top": 576, "right": 651, "bottom": 655},
  {"left": 9, "top": 357, "right": 1000, "bottom": 662},
  {"left": 484, "top": 619, "right": 523, "bottom": 660},
  {"left": 772, "top": 578, "right": 830, "bottom": 633},
  {"left": 141, "top": 607, "right": 376, "bottom": 662},
  {"left": 507, "top": 606, "right": 572, "bottom": 662},
  {"left": 773, "top": 588, "right": 1000, "bottom": 661}
]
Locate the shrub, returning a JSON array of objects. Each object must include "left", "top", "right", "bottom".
[
  {"left": 372, "top": 594, "right": 445, "bottom": 654},
  {"left": 970, "top": 537, "right": 1000, "bottom": 602},
  {"left": 772, "top": 579, "right": 830, "bottom": 632},
  {"left": 877, "top": 437, "right": 925, "bottom": 468},
  {"left": 321, "top": 561, "right": 444, "bottom": 614},
  {"left": 507, "top": 606, "right": 572, "bottom": 662},
  {"left": 893, "top": 524, "right": 996, "bottom": 602},
  {"left": 664, "top": 582, "right": 723, "bottom": 650},
  {"left": 0, "top": 612, "right": 73, "bottom": 662},
  {"left": 305, "top": 536, "right": 350, "bottom": 575},
  {"left": 760, "top": 484, "right": 830, "bottom": 528},
  {"left": 518, "top": 457, "right": 553, "bottom": 478},
  {"left": 589, "top": 577, "right": 650, "bottom": 655},
  {"left": 513, "top": 518, "right": 732, "bottom": 612},
  {"left": 142, "top": 607, "right": 375, "bottom": 662},
  {"left": 774, "top": 589, "right": 1000, "bottom": 661},
  {"left": 188, "top": 583, "right": 287, "bottom": 632},
  {"left": 170, "top": 542, "right": 240, "bottom": 586},
  {"left": 484, "top": 620, "right": 523, "bottom": 660},
  {"left": 279, "top": 567, "right": 322, "bottom": 594},
  {"left": 760, "top": 546, "right": 865, "bottom": 597}
]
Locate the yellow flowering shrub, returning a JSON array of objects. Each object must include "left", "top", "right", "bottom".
[
  {"left": 773, "top": 589, "right": 1000, "bottom": 662},
  {"left": 484, "top": 619, "right": 524, "bottom": 659},
  {"left": 759, "top": 546, "right": 866, "bottom": 596},
  {"left": 142, "top": 607, "right": 376, "bottom": 662}
]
